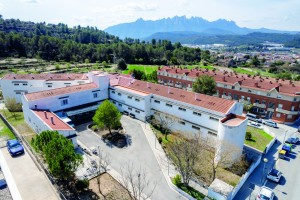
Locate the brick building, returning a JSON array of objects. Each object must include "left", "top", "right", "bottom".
[{"left": 157, "top": 66, "right": 300, "bottom": 123}]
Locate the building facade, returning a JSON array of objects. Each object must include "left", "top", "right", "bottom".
[{"left": 157, "top": 66, "right": 300, "bottom": 123}]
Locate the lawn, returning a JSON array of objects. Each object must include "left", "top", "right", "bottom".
[
  {"left": 244, "top": 126, "right": 273, "bottom": 152},
  {"left": 232, "top": 67, "right": 277, "bottom": 78},
  {"left": 0, "top": 118, "right": 15, "bottom": 139},
  {"left": 0, "top": 110, "right": 36, "bottom": 142}
]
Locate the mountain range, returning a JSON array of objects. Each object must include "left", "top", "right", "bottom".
[{"left": 104, "top": 16, "right": 297, "bottom": 40}]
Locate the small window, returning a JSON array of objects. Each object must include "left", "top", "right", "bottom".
[
  {"left": 128, "top": 96, "right": 132, "bottom": 99},
  {"left": 278, "top": 104, "right": 283, "bottom": 109},
  {"left": 231, "top": 86, "right": 235, "bottom": 89},
  {"left": 267, "top": 93, "right": 271, "bottom": 97},
  {"left": 179, "top": 121, "right": 185, "bottom": 125},
  {"left": 14, "top": 83, "right": 19, "bottom": 86},
  {"left": 112, "top": 101, "right": 116, "bottom": 104},
  {"left": 48, "top": 85, "right": 52, "bottom": 88},
  {"left": 255, "top": 99, "right": 259, "bottom": 103},
  {"left": 262, "top": 100, "right": 266, "bottom": 105},
  {"left": 193, "top": 111, "right": 201, "bottom": 116},
  {"left": 135, "top": 98, "right": 140, "bottom": 102},
  {"left": 248, "top": 89, "right": 252, "bottom": 93},
  {"left": 240, "top": 87, "right": 242, "bottom": 91},
  {"left": 224, "top": 85, "right": 227, "bottom": 88},
  {"left": 135, "top": 110, "right": 140, "bottom": 113},
  {"left": 128, "top": 107, "right": 132, "bottom": 110},
  {"left": 287, "top": 115, "right": 292, "bottom": 119},
  {"left": 192, "top": 125, "right": 200, "bottom": 130},
  {"left": 112, "top": 91, "right": 115, "bottom": 94},
  {"left": 277, "top": 95, "right": 282, "bottom": 99},
  {"left": 209, "top": 116, "right": 218, "bottom": 121},
  {"left": 178, "top": 107, "right": 186, "bottom": 111},
  {"left": 118, "top": 103, "right": 122, "bottom": 107},
  {"left": 276, "top": 113, "right": 281, "bottom": 118},
  {"left": 23, "top": 83, "right": 28, "bottom": 86},
  {"left": 154, "top": 100, "right": 160, "bottom": 104},
  {"left": 61, "top": 99, "right": 68, "bottom": 106},
  {"left": 208, "top": 131, "right": 217, "bottom": 136},
  {"left": 118, "top": 93, "right": 121, "bottom": 96},
  {"left": 93, "top": 93, "right": 98, "bottom": 98},
  {"left": 166, "top": 103, "right": 172, "bottom": 107},
  {"left": 293, "top": 97, "right": 297, "bottom": 102}
]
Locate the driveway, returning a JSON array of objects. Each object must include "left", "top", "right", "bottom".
[
  {"left": 76, "top": 116, "right": 184, "bottom": 200},
  {"left": 234, "top": 123, "right": 300, "bottom": 200}
]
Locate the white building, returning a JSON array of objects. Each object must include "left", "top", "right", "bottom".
[{"left": 1, "top": 71, "right": 247, "bottom": 157}]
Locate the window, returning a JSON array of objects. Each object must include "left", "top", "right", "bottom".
[
  {"left": 247, "top": 97, "right": 250, "bottom": 101},
  {"left": 112, "top": 91, "right": 115, "bottom": 94},
  {"left": 268, "top": 102, "right": 275, "bottom": 109},
  {"left": 248, "top": 89, "right": 252, "bottom": 93},
  {"left": 287, "top": 115, "right": 293, "bottom": 119},
  {"left": 277, "top": 95, "right": 282, "bottom": 99},
  {"left": 112, "top": 101, "right": 116, "bottom": 104},
  {"left": 128, "top": 96, "right": 132, "bottom": 99},
  {"left": 178, "top": 107, "right": 186, "bottom": 111},
  {"left": 224, "top": 85, "right": 227, "bottom": 88},
  {"left": 231, "top": 86, "right": 235, "bottom": 89},
  {"left": 48, "top": 85, "right": 52, "bottom": 88},
  {"left": 267, "top": 93, "right": 271, "bottom": 97},
  {"left": 154, "top": 100, "right": 160, "bottom": 104},
  {"left": 135, "top": 98, "right": 140, "bottom": 102},
  {"left": 262, "top": 100, "right": 266, "bottom": 105},
  {"left": 193, "top": 111, "right": 202, "bottom": 116},
  {"left": 255, "top": 99, "right": 259, "bottom": 103},
  {"left": 276, "top": 113, "right": 281, "bottom": 118},
  {"left": 208, "top": 131, "right": 217, "bottom": 136},
  {"left": 135, "top": 110, "right": 140, "bottom": 113},
  {"left": 223, "top": 92, "right": 227, "bottom": 96},
  {"left": 128, "top": 107, "right": 132, "bottom": 110},
  {"left": 118, "top": 93, "right": 121, "bottom": 96},
  {"left": 240, "top": 87, "right": 242, "bottom": 91},
  {"left": 192, "top": 125, "right": 200, "bottom": 130},
  {"left": 210, "top": 116, "right": 219, "bottom": 121},
  {"left": 23, "top": 83, "right": 28, "bottom": 86},
  {"left": 278, "top": 104, "right": 283, "bottom": 109},
  {"left": 294, "top": 98, "right": 297, "bottom": 102},
  {"left": 118, "top": 103, "right": 122, "bottom": 107},
  {"left": 14, "top": 83, "right": 19, "bottom": 86},
  {"left": 93, "top": 93, "right": 98, "bottom": 98},
  {"left": 61, "top": 99, "right": 68, "bottom": 106},
  {"left": 291, "top": 106, "right": 295, "bottom": 111},
  {"left": 233, "top": 94, "right": 238, "bottom": 100},
  {"left": 179, "top": 121, "right": 185, "bottom": 125},
  {"left": 166, "top": 103, "right": 172, "bottom": 107}
]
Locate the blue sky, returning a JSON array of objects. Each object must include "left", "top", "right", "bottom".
[{"left": 1, "top": 0, "right": 299, "bottom": 31}]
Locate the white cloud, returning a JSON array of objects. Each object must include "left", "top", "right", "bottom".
[
  {"left": 179, "top": 0, "right": 189, "bottom": 6},
  {"left": 73, "top": 16, "right": 93, "bottom": 22},
  {"left": 21, "top": 0, "right": 39, "bottom": 3},
  {"left": 125, "top": 3, "right": 158, "bottom": 12}
]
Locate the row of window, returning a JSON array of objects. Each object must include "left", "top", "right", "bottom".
[
  {"left": 14, "top": 83, "right": 28, "bottom": 86},
  {"left": 111, "top": 90, "right": 141, "bottom": 102}
]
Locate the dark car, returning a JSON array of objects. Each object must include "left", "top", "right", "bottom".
[
  {"left": 285, "top": 136, "right": 299, "bottom": 145},
  {"left": 267, "top": 168, "right": 282, "bottom": 183},
  {"left": 0, "top": 179, "right": 7, "bottom": 189},
  {"left": 7, "top": 139, "right": 24, "bottom": 156}
]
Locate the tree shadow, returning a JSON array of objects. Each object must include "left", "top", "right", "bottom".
[{"left": 101, "top": 132, "right": 131, "bottom": 148}]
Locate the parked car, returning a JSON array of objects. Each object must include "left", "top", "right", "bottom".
[
  {"left": 6, "top": 139, "right": 24, "bottom": 156},
  {"left": 285, "top": 136, "right": 299, "bottom": 144},
  {"left": 0, "top": 179, "right": 7, "bottom": 189},
  {"left": 246, "top": 113, "right": 262, "bottom": 123},
  {"left": 256, "top": 186, "right": 275, "bottom": 200},
  {"left": 262, "top": 119, "right": 278, "bottom": 128},
  {"left": 248, "top": 121, "right": 263, "bottom": 129},
  {"left": 267, "top": 168, "right": 282, "bottom": 182},
  {"left": 282, "top": 143, "right": 293, "bottom": 153}
]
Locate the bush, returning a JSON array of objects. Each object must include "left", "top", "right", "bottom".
[
  {"left": 158, "top": 137, "right": 163, "bottom": 144},
  {"left": 172, "top": 174, "right": 182, "bottom": 186},
  {"left": 75, "top": 179, "right": 89, "bottom": 192},
  {"left": 245, "top": 131, "right": 252, "bottom": 140},
  {"left": 177, "top": 183, "right": 205, "bottom": 200}
]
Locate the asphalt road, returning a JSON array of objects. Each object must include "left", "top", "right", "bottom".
[
  {"left": 76, "top": 116, "right": 184, "bottom": 200},
  {"left": 234, "top": 123, "right": 300, "bottom": 200}
]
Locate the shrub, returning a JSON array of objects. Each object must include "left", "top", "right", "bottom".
[
  {"left": 245, "top": 131, "right": 252, "bottom": 140},
  {"left": 172, "top": 174, "right": 182, "bottom": 186},
  {"left": 158, "top": 137, "right": 163, "bottom": 144},
  {"left": 75, "top": 179, "right": 89, "bottom": 192}
]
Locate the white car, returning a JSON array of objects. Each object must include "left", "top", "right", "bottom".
[
  {"left": 262, "top": 119, "right": 278, "bottom": 128},
  {"left": 248, "top": 121, "right": 263, "bottom": 129},
  {"left": 256, "top": 186, "right": 274, "bottom": 200},
  {"left": 267, "top": 168, "right": 282, "bottom": 183}
]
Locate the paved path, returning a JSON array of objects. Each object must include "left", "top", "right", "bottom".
[
  {"left": 234, "top": 123, "right": 300, "bottom": 200},
  {"left": 0, "top": 147, "right": 58, "bottom": 200},
  {"left": 77, "top": 116, "right": 185, "bottom": 200}
]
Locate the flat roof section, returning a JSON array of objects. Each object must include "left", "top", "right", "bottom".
[
  {"left": 114, "top": 86, "right": 150, "bottom": 97},
  {"left": 25, "top": 83, "right": 98, "bottom": 101},
  {"left": 221, "top": 114, "right": 247, "bottom": 126},
  {"left": 33, "top": 110, "right": 74, "bottom": 130}
]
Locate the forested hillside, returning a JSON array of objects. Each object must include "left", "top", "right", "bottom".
[{"left": 0, "top": 16, "right": 202, "bottom": 65}]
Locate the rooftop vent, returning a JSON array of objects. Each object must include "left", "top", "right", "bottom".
[
  {"left": 44, "top": 111, "right": 48, "bottom": 119},
  {"left": 50, "top": 116, "right": 54, "bottom": 125}
]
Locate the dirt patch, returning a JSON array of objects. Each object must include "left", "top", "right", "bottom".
[{"left": 80, "top": 173, "right": 131, "bottom": 200}]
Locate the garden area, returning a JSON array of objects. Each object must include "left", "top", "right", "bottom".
[{"left": 244, "top": 126, "right": 274, "bottom": 151}]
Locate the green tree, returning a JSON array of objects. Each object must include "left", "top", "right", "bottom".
[
  {"left": 93, "top": 100, "right": 121, "bottom": 134},
  {"left": 31, "top": 131, "right": 82, "bottom": 179},
  {"left": 117, "top": 58, "right": 127, "bottom": 70},
  {"left": 5, "top": 98, "right": 22, "bottom": 119},
  {"left": 251, "top": 55, "right": 260, "bottom": 67},
  {"left": 192, "top": 75, "right": 216, "bottom": 95}
]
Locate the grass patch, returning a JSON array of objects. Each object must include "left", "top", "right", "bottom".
[
  {"left": 123, "top": 65, "right": 158, "bottom": 75},
  {"left": 177, "top": 183, "right": 206, "bottom": 200},
  {"left": 0, "top": 110, "right": 36, "bottom": 142},
  {"left": 244, "top": 126, "right": 273, "bottom": 151},
  {"left": 232, "top": 67, "right": 278, "bottom": 78},
  {"left": 0, "top": 118, "right": 16, "bottom": 139}
]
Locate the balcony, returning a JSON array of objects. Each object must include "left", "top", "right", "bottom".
[
  {"left": 158, "top": 79, "right": 164, "bottom": 84},
  {"left": 222, "top": 95, "right": 232, "bottom": 100},
  {"left": 253, "top": 103, "right": 266, "bottom": 109},
  {"left": 267, "top": 108, "right": 275, "bottom": 112},
  {"left": 175, "top": 84, "right": 182, "bottom": 88},
  {"left": 276, "top": 108, "right": 299, "bottom": 115},
  {"left": 167, "top": 82, "right": 174, "bottom": 86},
  {"left": 239, "top": 99, "right": 251, "bottom": 105}
]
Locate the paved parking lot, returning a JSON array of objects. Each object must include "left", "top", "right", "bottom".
[
  {"left": 76, "top": 116, "right": 185, "bottom": 200},
  {"left": 0, "top": 147, "right": 58, "bottom": 200}
]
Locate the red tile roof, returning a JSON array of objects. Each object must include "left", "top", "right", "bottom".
[
  {"left": 114, "top": 76, "right": 235, "bottom": 114},
  {"left": 158, "top": 66, "right": 300, "bottom": 96},
  {"left": 2, "top": 73, "right": 89, "bottom": 80},
  {"left": 33, "top": 110, "right": 73, "bottom": 130},
  {"left": 25, "top": 83, "right": 98, "bottom": 101}
]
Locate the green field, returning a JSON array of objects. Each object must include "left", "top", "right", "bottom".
[
  {"left": 232, "top": 67, "right": 277, "bottom": 78},
  {"left": 244, "top": 126, "right": 274, "bottom": 151}
]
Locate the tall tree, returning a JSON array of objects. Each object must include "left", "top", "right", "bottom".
[
  {"left": 93, "top": 100, "right": 121, "bottom": 134},
  {"left": 117, "top": 58, "right": 127, "bottom": 70},
  {"left": 192, "top": 75, "right": 216, "bottom": 95},
  {"left": 4, "top": 97, "right": 22, "bottom": 119}
]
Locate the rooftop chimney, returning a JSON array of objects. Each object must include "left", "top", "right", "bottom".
[
  {"left": 147, "top": 82, "right": 150, "bottom": 88},
  {"left": 194, "top": 93, "right": 199, "bottom": 101},
  {"left": 34, "top": 104, "right": 37, "bottom": 109},
  {"left": 50, "top": 116, "right": 54, "bottom": 125},
  {"left": 44, "top": 111, "right": 48, "bottom": 119}
]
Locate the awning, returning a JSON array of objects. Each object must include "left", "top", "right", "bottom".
[{"left": 65, "top": 104, "right": 99, "bottom": 116}]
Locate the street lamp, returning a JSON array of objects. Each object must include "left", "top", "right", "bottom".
[{"left": 261, "top": 158, "right": 268, "bottom": 184}]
